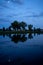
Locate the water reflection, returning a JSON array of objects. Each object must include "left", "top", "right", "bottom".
[
  {"left": 7, "top": 34, "right": 27, "bottom": 43},
  {"left": 7, "top": 34, "right": 33, "bottom": 43},
  {"left": 28, "top": 33, "right": 33, "bottom": 39},
  {"left": 0, "top": 33, "right": 42, "bottom": 43},
  {"left": 0, "top": 33, "right": 43, "bottom": 65},
  {"left": 3, "top": 34, "right": 5, "bottom": 38}
]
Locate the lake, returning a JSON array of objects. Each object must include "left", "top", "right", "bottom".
[{"left": 0, "top": 33, "right": 43, "bottom": 65}]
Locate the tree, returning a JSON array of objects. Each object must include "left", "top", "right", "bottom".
[
  {"left": 11, "top": 20, "right": 19, "bottom": 31},
  {"left": 20, "top": 21, "right": 27, "bottom": 30},
  {"left": 36, "top": 28, "right": 41, "bottom": 34},
  {"left": 34, "top": 27, "right": 36, "bottom": 32},
  {"left": 28, "top": 24, "right": 33, "bottom": 31},
  {"left": 36, "top": 28, "right": 41, "bottom": 32},
  {"left": 11, "top": 21, "right": 27, "bottom": 31},
  {"left": 8, "top": 26, "right": 11, "bottom": 31},
  {"left": 3, "top": 27, "right": 5, "bottom": 31}
]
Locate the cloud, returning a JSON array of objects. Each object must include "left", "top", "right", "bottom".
[
  {"left": 0, "top": 18, "right": 10, "bottom": 23},
  {"left": 7, "top": 13, "right": 18, "bottom": 17},
  {"left": 0, "top": 4, "right": 9, "bottom": 9},
  {"left": 0, "top": 0, "right": 10, "bottom": 8},
  {"left": 24, "top": 12, "right": 43, "bottom": 18},
  {"left": 0, "top": 19, "right": 9, "bottom": 23},
  {"left": 5, "top": 0, "right": 23, "bottom": 4},
  {"left": 13, "top": 0, "right": 23, "bottom": 4},
  {"left": 5, "top": 12, "right": 43, "bottom": 20},
  {"left": 0, "top": 0, "right": 23, "bottom": 10}
]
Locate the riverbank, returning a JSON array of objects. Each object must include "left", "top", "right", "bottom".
[{"left": 0, "top": 30, "right": 43, "bottom": 35}]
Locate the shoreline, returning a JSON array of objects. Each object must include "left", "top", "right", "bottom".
[{"left": 0, "top": 30, "right": 43, "bottom": 34}]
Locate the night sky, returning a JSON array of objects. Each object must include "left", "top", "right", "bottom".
[{"left": 0, "top": 0, "right": 43, "bottom": 28}]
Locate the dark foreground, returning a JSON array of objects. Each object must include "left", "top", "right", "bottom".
[
  {"left": 0, "top": 60, "right": 43, "bottom": 65},
  {"left": 0, "top": 57, "right": 43, "bottom": 65},
  {"left": 0, "top": 33, "right": 43, "bottom": 65}
]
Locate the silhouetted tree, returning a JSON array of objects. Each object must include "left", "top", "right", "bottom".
[
  {"left": 36, "top": 28, "right": 41, "bottom": 35},
  {"left": 11, "top": 21, "right": 20, "bottom": 31},
  {"left": 20, "top": 21, "right": 27, "bottom": 30},
  {"left": 11, "top": 21, "right": 27, "bottom": 31},
  {"left": 8, "top": 26, "right": 11, "bottom": 31},
  {"left": 36, "top": 28, "right": 41, "bottom": 32},
  {"left": 3, "top": 27, "right": 5, "bottom": 31},
  {"left": 28, "top": 24, "right": 33, "bottom": 31},
  {"left": 34, "top": 27, "right": 36, "bottom": 32}
]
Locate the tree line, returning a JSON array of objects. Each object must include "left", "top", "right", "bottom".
[{"left": 0, "top": 20, "right": 43, "bottom": 33}]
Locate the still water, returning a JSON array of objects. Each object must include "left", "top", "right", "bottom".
[{"left": 0, "top": 33, "right": 43, "bottom": 65}]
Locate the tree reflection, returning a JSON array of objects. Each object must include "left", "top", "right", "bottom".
[
  {"left": 7, "top": 33, "right": 34, "bottom": 43},
  {"left": 1, "top": 33, "right": 33, "bottom": 43},
  {"left": 7, "top": 34, "right": 27, "bottom": 43},
  {"left": 28, "top": 33, "right": 33, "bottom": 39},
  {"left": 3, "top": 34, "right": 5, "bottom": 38},
  {"left": 11, "top": 35, "right": 21, "bottom": 43},
  {"left": 20, "top": 35, "right": 27, "bottom": 42},
  {"left": 1, "top": 32, "right": 42, "bottom": 44}
]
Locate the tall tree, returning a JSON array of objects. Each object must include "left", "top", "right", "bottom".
[
  {"left": 28, "top": 24, "right": 33, "bottom": 31},
  {"left": 8, "top": 26, "right": 11, "bottom": 31},
  {"left": 20, "top": 21, "right": 27, "bottom": 30},
  {"left": 3, "top": 27, "right": 5, "bottom": 31},
  {"left": 11, "top": 20, "right": 19, "bottom": 31}
]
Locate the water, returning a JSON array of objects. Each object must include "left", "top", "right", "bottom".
[{"left": 0, "top": 33, "right": 43, "bottom": 65}]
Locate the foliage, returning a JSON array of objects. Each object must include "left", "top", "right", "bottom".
[
  {"left": 3, "top": 27, "right": 5, "bottom": 31},
  {"left": 28, "top": 24, "right": 33, "bottom": 31}
]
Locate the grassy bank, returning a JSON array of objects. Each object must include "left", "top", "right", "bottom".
[
  {"left": 0, "top": 30, "right": 43, "bottom": 35},
  {"left": 0, "top": 30, "right": 29, "bottom": 35}
]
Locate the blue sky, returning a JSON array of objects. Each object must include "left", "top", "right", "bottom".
[{"left": 0, "top": 0, "right": 43, "bottom": 28}]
